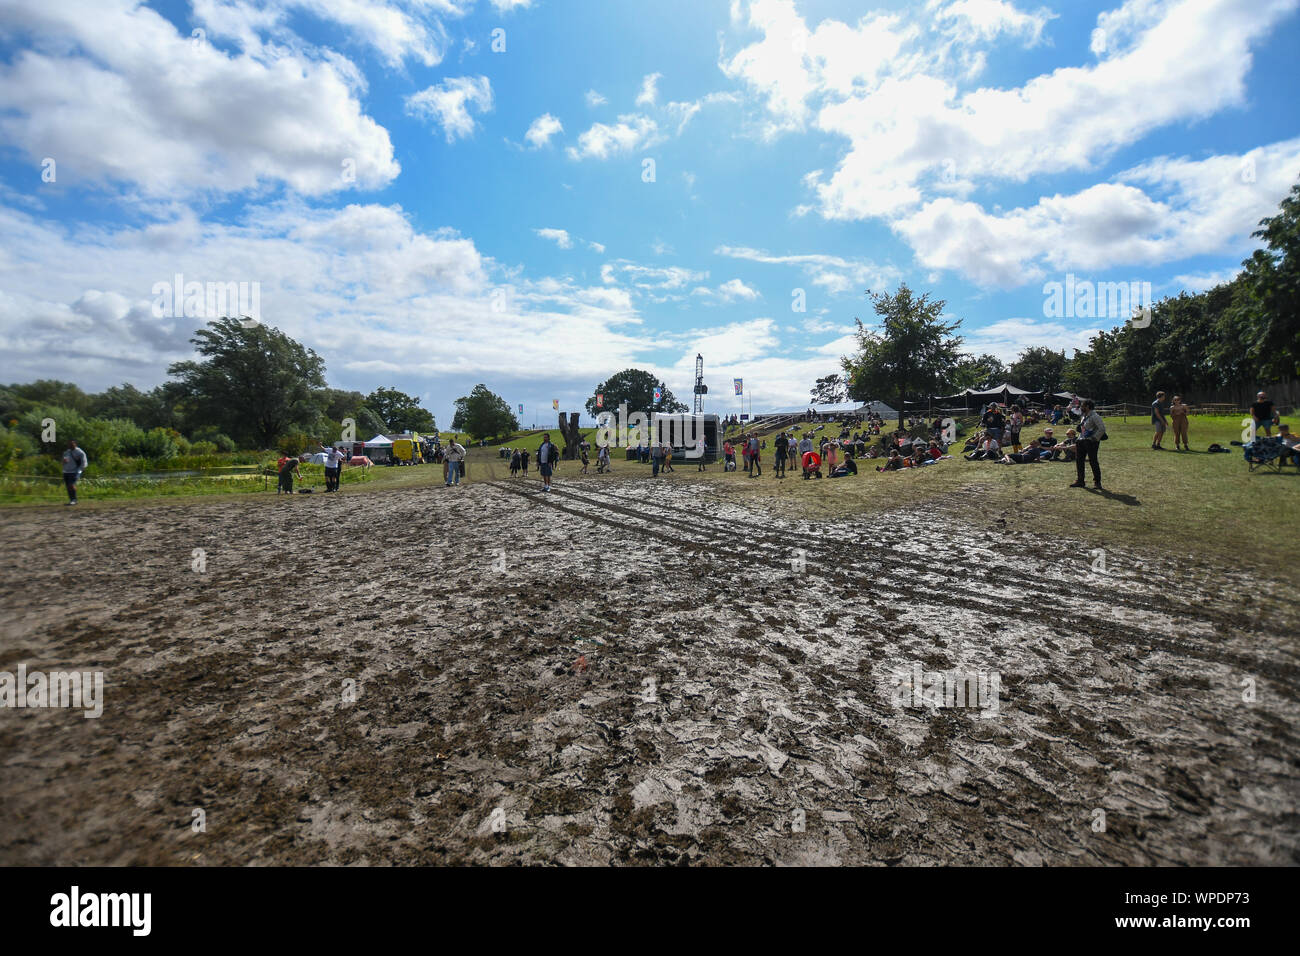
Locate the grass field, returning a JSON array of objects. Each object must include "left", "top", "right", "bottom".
[{"left": 3, "top": 416, "right": 1295, "bottom": 568}]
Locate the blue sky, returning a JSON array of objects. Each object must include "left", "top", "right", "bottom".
[{"left": 1, "top": 0, "right": 1298, "bottom": 427}]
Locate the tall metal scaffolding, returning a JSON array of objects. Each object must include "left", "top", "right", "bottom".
[{"left": 693, "top": 353, "right": 707, "bottom": 414}]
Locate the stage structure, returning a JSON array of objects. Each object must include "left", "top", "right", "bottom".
[{"left": 693, "top": 352, "right": 708, "bottom": 415}]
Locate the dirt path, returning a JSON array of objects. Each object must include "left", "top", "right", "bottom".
[{"left": 0, "top": 476, "right": 1295, "bottom": 865}]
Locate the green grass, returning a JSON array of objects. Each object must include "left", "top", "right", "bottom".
[
  {"left": 689, "top": 414, "right": 1300, "bottom": 567},
  {"left": 6, "top": 415, "right": 1294, "bottom": 570}
]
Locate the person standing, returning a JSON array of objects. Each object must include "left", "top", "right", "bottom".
[
  {"left": 1151, "top": 391, "right": 1169, "bottom": 450},
  {"left": 1070, "top": 400, "right": 1106, "bottom": 489},
  {"left": 773, "top": 432, "right": 788, "bottom": 478},
  {"left": 651, "top": 441, "right": 663, "bottom": 477},
  {"left": 1251, "top": 391, "right": 1278, "bottom": 438},
  {"left": 326, "top": 445, "right": 346, "bottom": 491},
  {"left": 696, "top": 435, "right": 707, "bottom": 472},
  {"left": 277, "top": 454, "right": 301, "bottom": 495},
  {"left": 520, "top": 447, "right": 530, "bottom": 476},
  {"left": 444, "top": 438, "right": 466, "bottom": 486},
  {"left": 61, "top": 439, "right": 87, "bottom": 505},
  {"left": 747, "top": 434, "right": 762, "bottom": 477},
  {"left": 722, "top": 439, "right": 735, "bottom": 472},
  {"left": 1170, "top": 395, "right": 1191, "bottom": 451},
  {"left": 537, "top": 433, "right": 559, "bottom": 492}
]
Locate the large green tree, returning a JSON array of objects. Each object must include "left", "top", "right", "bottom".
[
  {"left": 1220, "top": 180, "right": 1300, "bottom": 380},
  {"left": 167, "top": 317, "right": 326, "bottom": 448},
  {"left": 364, "top": 387, "right": 436, "bottom": 434},
  {"left": 947, "top": 353, "right": 1007, "bottom": 391},
  {"left": 450, "top": 384, "right": 518, "bottom": 441},
  {"left": 810, "top": 373, "right": 846, "bottom": 404},
  {"left": 1008, "top": 347, "right": 1069, "bottom": 394},
  {"left": 584, "top": 369, "right": 687, "bottom": 419},
  {"left": 841, "top": 285, "right": 965, "bottom": 426}
]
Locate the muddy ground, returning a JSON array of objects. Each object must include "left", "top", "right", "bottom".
[{"left": 1, "top": 475, "right": 1296, "bottom": 865}]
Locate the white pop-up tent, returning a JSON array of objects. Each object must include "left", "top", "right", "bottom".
[{"left": 363, "top": 434, "right": 393, "bottom": 446}]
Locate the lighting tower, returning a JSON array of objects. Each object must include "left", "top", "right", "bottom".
[{"left": 693, "top": 353, "right": 707, "bottom": 414}]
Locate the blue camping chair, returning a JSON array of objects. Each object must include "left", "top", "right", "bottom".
[{"left": 1243, "top": 437, "right": 1295, "bottom": 473}]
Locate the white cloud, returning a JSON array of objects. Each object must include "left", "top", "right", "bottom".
[
  {"left": 585, "top": 89, "right": 608, "bottom": 107},
  {"left": 714, "top": 245, "right": 900, "bottom": 294},
  {"left": 724, "top": 0, "right": 1298, "bottom": 222},
  {"left": 930, "top": 0, "right": 1053, "bottom": 47},
  {"left": 566, "top": 114, "right": 660, "bottom": 160},
  {"left": 894, "top": 138, "right": 1300, "bottom": 286},
  {"left": 693, "top": 278, "right": 761, "bottom": 302},
  {"left": 0, "top": 0, "right": 400, "bottom": 197},
  {"left": 0, "top": 198, "right": 652, "bottom": 395},
  {"left": 524, "top": 112, "right": 563, "bottom": 148},
  {"left": 535, "top": 227, "right": 573, "bottom": 249},
  {"left": 406, "top": 75, "right": 493, "bottom": 143},
  {"left": 636, "top": 72, "right": 663, "bottom": 107},
  {"left": 962, "top": 317, "right": 1103, "bottom": 364}
]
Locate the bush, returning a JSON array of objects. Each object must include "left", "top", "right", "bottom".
[
  {"left": 191, "top": 426, "right": 238, "bottom": 452},
  {"left": 189, "top": 440, "right": 219, "bottom": 456},
  {"left": 277, "top": 432, "right": 312, "bottom": 457},
  {"left": 0, "top": 427, "right": 37, "bottom": 473},
  {"left": 119, "top": 426, "right": 179, "bottom": 461}
]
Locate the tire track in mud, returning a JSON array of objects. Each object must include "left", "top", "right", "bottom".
[
  {"left": 551, "top": 480, "right": 1269, "bottom": 633},
  {"left": 485, "top": 478, "right": 1298, "bottom": 864},
  {"left": 488, "top": 479, "right": 1299, "bottom": 689}
]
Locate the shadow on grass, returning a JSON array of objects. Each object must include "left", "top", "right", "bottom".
[{"left": 1087, "top": 488, "right": 1141, "bottom": 506}]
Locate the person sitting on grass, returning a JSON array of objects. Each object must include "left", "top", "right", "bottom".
[
  {"left": 877, "top": 449, "right": 904, "bottom": 471},
  {"left": 1052, "top": 429, "right": 1078, "bottom": 461},
  {"left": 830, "top": 456, "right": 858, "bottom": 478}
]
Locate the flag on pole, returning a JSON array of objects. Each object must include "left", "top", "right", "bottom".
[
  {"left": 653, "top": 387, "right": 662, "bottom": 404},
  {"left": 733, "top": 378, "right": 743, "bottom": 395},
  {"left": 596, "top": 394, "right": 603, "bottom": 408},
  {"left": 518, "top": 403, "right": 524, "bottom": 415},
  {"left": 552, "top": 399, "right": 559, "bottom": 410}
]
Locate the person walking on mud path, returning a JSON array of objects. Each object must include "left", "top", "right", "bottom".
[
  {"left": 747, "top": 434, "right": 762, "bottom": 477},
  {"left": 61, "top": 439, "right": 87, "bottom": 505},
  {"left": 537, "top": 433, "right": 560, "bottom": 492},
  {"left": 444, "top": 439, "right": 466, "bottom": 486},
  {"left": 510, "top": 448, "right": 521, "bottom": 477},
  {"left": 1070, "top": 400, "right": 1106, "bottom": 489},
  {"left": 696, "top": 435, "right": 707, "bottom": 472},
  {"left": 773, "top": 432, "right": 788, "bottom": 478}
]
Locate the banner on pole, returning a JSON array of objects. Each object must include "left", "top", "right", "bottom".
[
  {"left": 733, "top": 378, "right": 743, "bottom": 395},
  {"left": 653, "top": 387, "right": 662, "bottom": 404},
  {"left": 596, "top": 394, "right": 603, "bottom": 408},
  {"left": 518, "top": 403, "right": 524, "bottom": 415},
  {"left": 552, "top": 399, "right": 559, "bottom": 410}
]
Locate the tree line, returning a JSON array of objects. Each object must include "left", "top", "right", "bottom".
[{"left": 839, "top": 179, "right": 1300, "bottom": 418}]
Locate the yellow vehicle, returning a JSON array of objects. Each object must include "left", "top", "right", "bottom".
[{"left": 391, "top": 437, "right": 423, "bottom": 465}]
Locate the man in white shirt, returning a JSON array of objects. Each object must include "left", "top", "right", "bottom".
[
  {"left": 325, "top": 446, "right": 346, "bottom": 492},
  {"left": 444, "top": 440, "right": 466, "bottom": 486}
]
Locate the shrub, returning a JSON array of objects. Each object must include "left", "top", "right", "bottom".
[
  {"left": 119, "top": 426, "right": 179, "bottom": 461},
  {"left": 189, "top": 440, "right": 219, "bottom": 456},
  {"left": 277, "top": 432, "right": 312, "bottom": 457}
]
